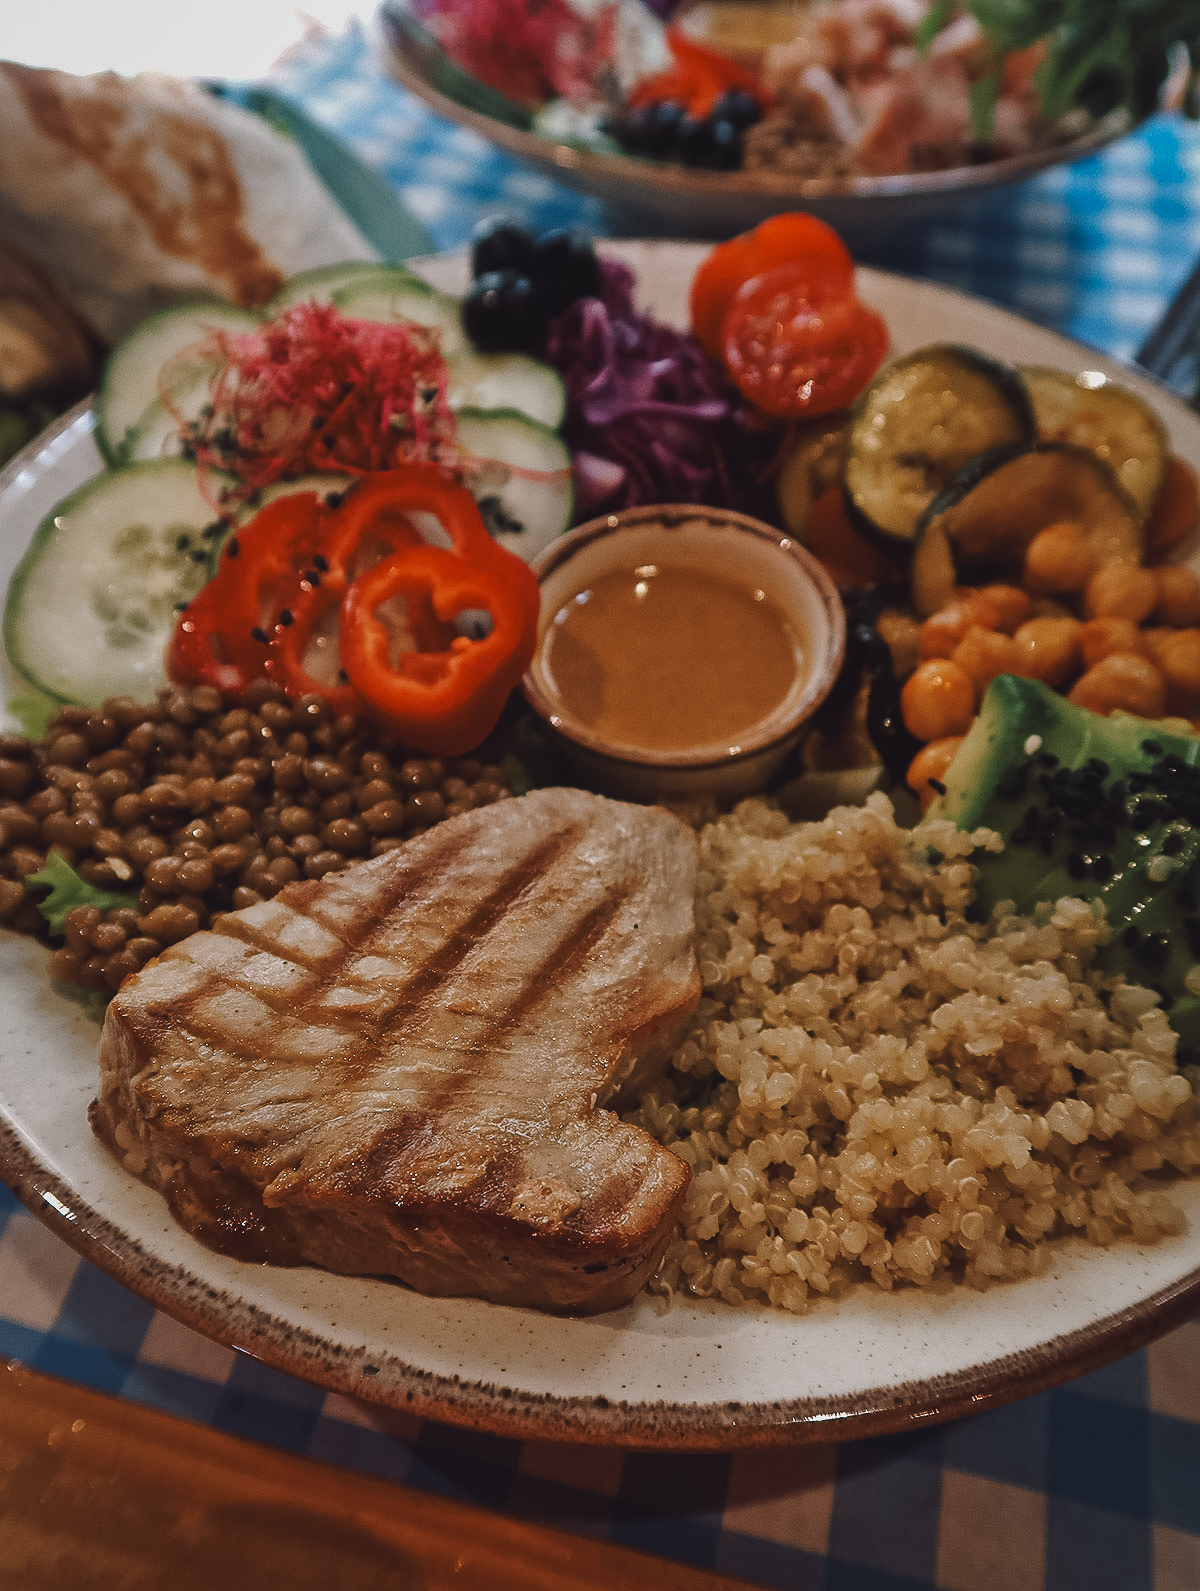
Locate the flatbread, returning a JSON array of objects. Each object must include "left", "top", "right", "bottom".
[{"left": 0, "top": 61, "right": 379, "bottom": 343}]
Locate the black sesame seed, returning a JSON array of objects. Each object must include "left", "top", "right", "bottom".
[{"left": 251, "top": 626, "right": 269, "bottom": 644}]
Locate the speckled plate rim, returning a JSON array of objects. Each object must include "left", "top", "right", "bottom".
[
  {"left": 372, "top": 5, "right": 1132, "bottom": 215},
  {"left": 3, "top": 244, "right": 1200, "bottom": 1453}
]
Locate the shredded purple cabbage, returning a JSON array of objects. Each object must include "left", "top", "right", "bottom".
[{"left": 543, "top": 258, "right": 779, "bottom": 520}]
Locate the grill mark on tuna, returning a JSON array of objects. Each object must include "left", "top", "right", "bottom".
[
  {"left": 337, "top": 822, "right": 588, "bottom": 1035},
  {"left": 410, "top": 877, "right": 637, "bottom": 1110},
  {"left": 155, "top": 818, "right": 588, "bottom": 1065}
]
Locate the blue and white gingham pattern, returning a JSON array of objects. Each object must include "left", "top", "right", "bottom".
[
  {"left": 4, "top": 1181, "right": 1200, "bottom": 1590},
  {"left": 5, "top": 20, "right": 1200, "bottom": 1591}
]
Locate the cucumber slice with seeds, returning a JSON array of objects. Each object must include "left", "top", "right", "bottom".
[
  {"left": 264, "top": 260, "right": 394, "bottom": 311},
  {"left": 445, "top": 348, "right": 566, "bottom": 430},
  {"left": 3, "top": 461, "right": 230, "bottom": 706},
  {"left": 96, "top": 301, "right": 259, "bottom": 465},
  {"left": 333, "top": 271, "right": 466, "bottom": 354},
  {"left": 455, "top": 408, "right": 573, "bottom": 561}
]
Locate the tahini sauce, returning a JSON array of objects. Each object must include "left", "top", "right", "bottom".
[{"left": 539, "top": 561, "right": 807, "bottom": 753}]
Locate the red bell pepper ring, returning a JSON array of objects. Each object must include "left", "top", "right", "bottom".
[
  {"left": 340, "top": 546, "right": 536, "bottom": 755},
  {"left": 169, "top": 490, "right": 326, "bottom": 695},
  {"left": 336, "top": 474, "right": 540, "bottom": 756},
  {"left": 268, "top": 502, "right": 457, "bottom": 711},
  {"left": 628, "top": 28, "right": 769, "bottom": 119},
  {"left": 169, "top": 464, "right": 539, "bottom": 755}
]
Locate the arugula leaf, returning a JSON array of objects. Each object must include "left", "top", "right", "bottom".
[
  {"left": 969, "top": 68, "right": 1003, "bottom": 142},
  {"left": 26, "top": 852, "right": 138, "bottom": 938},
  {"left": 915, "top": 0, "right": 956, "bottom": 52},
  {"left": 967, "top": 0, "right": 1200, "bottom": 126}
]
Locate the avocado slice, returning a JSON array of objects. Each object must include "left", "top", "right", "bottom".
[{"left": 934, "top": 674, "right": 1200, "bottom": 1058}]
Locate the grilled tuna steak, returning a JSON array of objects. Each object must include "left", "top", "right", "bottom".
[{"left": 92, "top": 787, "right": 700, "bottom": 1315}]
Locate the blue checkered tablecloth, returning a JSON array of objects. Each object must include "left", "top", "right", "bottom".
[{"left": 5, "top": 18, "right": 1200, "bottom": 1591}]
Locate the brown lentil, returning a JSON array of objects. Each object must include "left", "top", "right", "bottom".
[{"left": 0, "top": 681, "right": 514, "bottom": 995}]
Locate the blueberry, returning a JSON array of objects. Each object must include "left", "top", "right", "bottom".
[
  {"left": 461, "top": 269, "right": 547, "bottom": 354},
  {"left": 711, "top": 89, "right": 761, "bottom": 131},
  {"left": 469, "top": 217, "right": 535, "bottom": 281},
  {"left": 675, "top": 113, "right": 717, "bottom": 167},
  {"left": 706, "top": 118, "right": 744, "bottom": 171},
  {"left": 531, "top": 228, "right": 603, "bottom": 317},
  {"left": 605, "top": 98, "right": 685, "bottom": 159}
]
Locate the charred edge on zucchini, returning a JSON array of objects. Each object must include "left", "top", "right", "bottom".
[{"left": 843, "top": 344, "right": 1036, "bottom": 548}]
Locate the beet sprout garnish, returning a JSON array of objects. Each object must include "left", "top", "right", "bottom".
[{"left": 166, "top": 302, "right": 459, "bottom": 497}]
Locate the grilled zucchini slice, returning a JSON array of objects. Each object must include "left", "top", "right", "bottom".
[
  {"left": 844, "top": 344, "right": 1035, "bottom": 546},
  {"left": 1021, "top": 364, "right": 1168, "bottom": 520},
  {"left": 911, "top": 440, "right": 1142, "bottom": 616}
]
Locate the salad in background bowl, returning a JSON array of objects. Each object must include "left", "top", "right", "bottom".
[{"left": 373, "top": 0, "right": 1185, "bottom": 238}]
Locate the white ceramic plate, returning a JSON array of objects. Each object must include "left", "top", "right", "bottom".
[{"left": 3, "top": 243, "right": 1200, "bottom": 1452}]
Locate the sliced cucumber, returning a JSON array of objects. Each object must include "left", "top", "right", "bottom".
[
  {"left": 1021, "top": 364, "right": 1168, "bottom": 520},
  {"left": 264, "top": 260, "right": 392, "bottom": 311},
  {"left": 96, "top": 301, "right": 259, "bottom": 465},
  {"left": 911, "top": 440, "right": 1142, "bottom": 616},
  {"left": 3, "top": 461, "right": 228, "bottom": 706},
  {"left": 454, "top": 408, "right": 573, "bottom": 561},
  {"left": 445, "top": 348, "right": 566, "bottom": 430},
  {"left": 844, "top": 344, "right": 1036, "bottom": 545},
  {"left": 333, "top": 270, "right": 466, "bottom": 355}
]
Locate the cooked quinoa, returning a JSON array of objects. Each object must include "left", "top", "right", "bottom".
[{"left": 629, "top": 793, "right": 1200, "bottom": 1315}]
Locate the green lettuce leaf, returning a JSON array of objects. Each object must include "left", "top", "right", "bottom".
[
  {"left": 26, "top": 852, "right": 138, "bottom": 938},
  {"left": 968, "top": 0, "right": 1200, "bottom": 126}
]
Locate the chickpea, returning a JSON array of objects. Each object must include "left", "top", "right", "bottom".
[
  {"left": 1143, "top": 628, "right": 1200, "bottom": 718},
  {"left": 1022, "top": 522, "right": 1096, "bottom": 594},
  {"left": 1077, "top": 616, "right": 1144, "bottom": 669},
  {"left": 900, "top": 659, "right": 977, "bottom": 741},
  {"left": 1152, "top": 565, "right": 1200, "bottom": 627},
  {"left": 970, "top": 584, "right": 1031, "bottom": 634},
  {"left": 906, "top": 737, "right": 965, "bottom": 810},
  {"left": 1013, "top": 616, "right": 1082, "bottom": 687},
  {"left": 917, "top": 599, "right": 977, "bottom": 661},
  {"left": 1083, "top": 562, "right": 1159, "bottom": 623},
  {"left": 951, "top": 625, "right": 1024, "bottom": 691},
  {"left": 1068, "top": 653, "right": 1167, "bottom": 719}
]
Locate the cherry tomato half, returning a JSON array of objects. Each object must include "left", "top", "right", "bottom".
[
  {"left": 720, "top": 263, "right": 888, "bottom": 419},
  {"left": 689, "top": 213, "right": 854, "bottom": 361}
]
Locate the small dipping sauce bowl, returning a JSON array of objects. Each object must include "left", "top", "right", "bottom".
[{"left": 522, "top": 504, "right": 846, "bottom": 803}]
